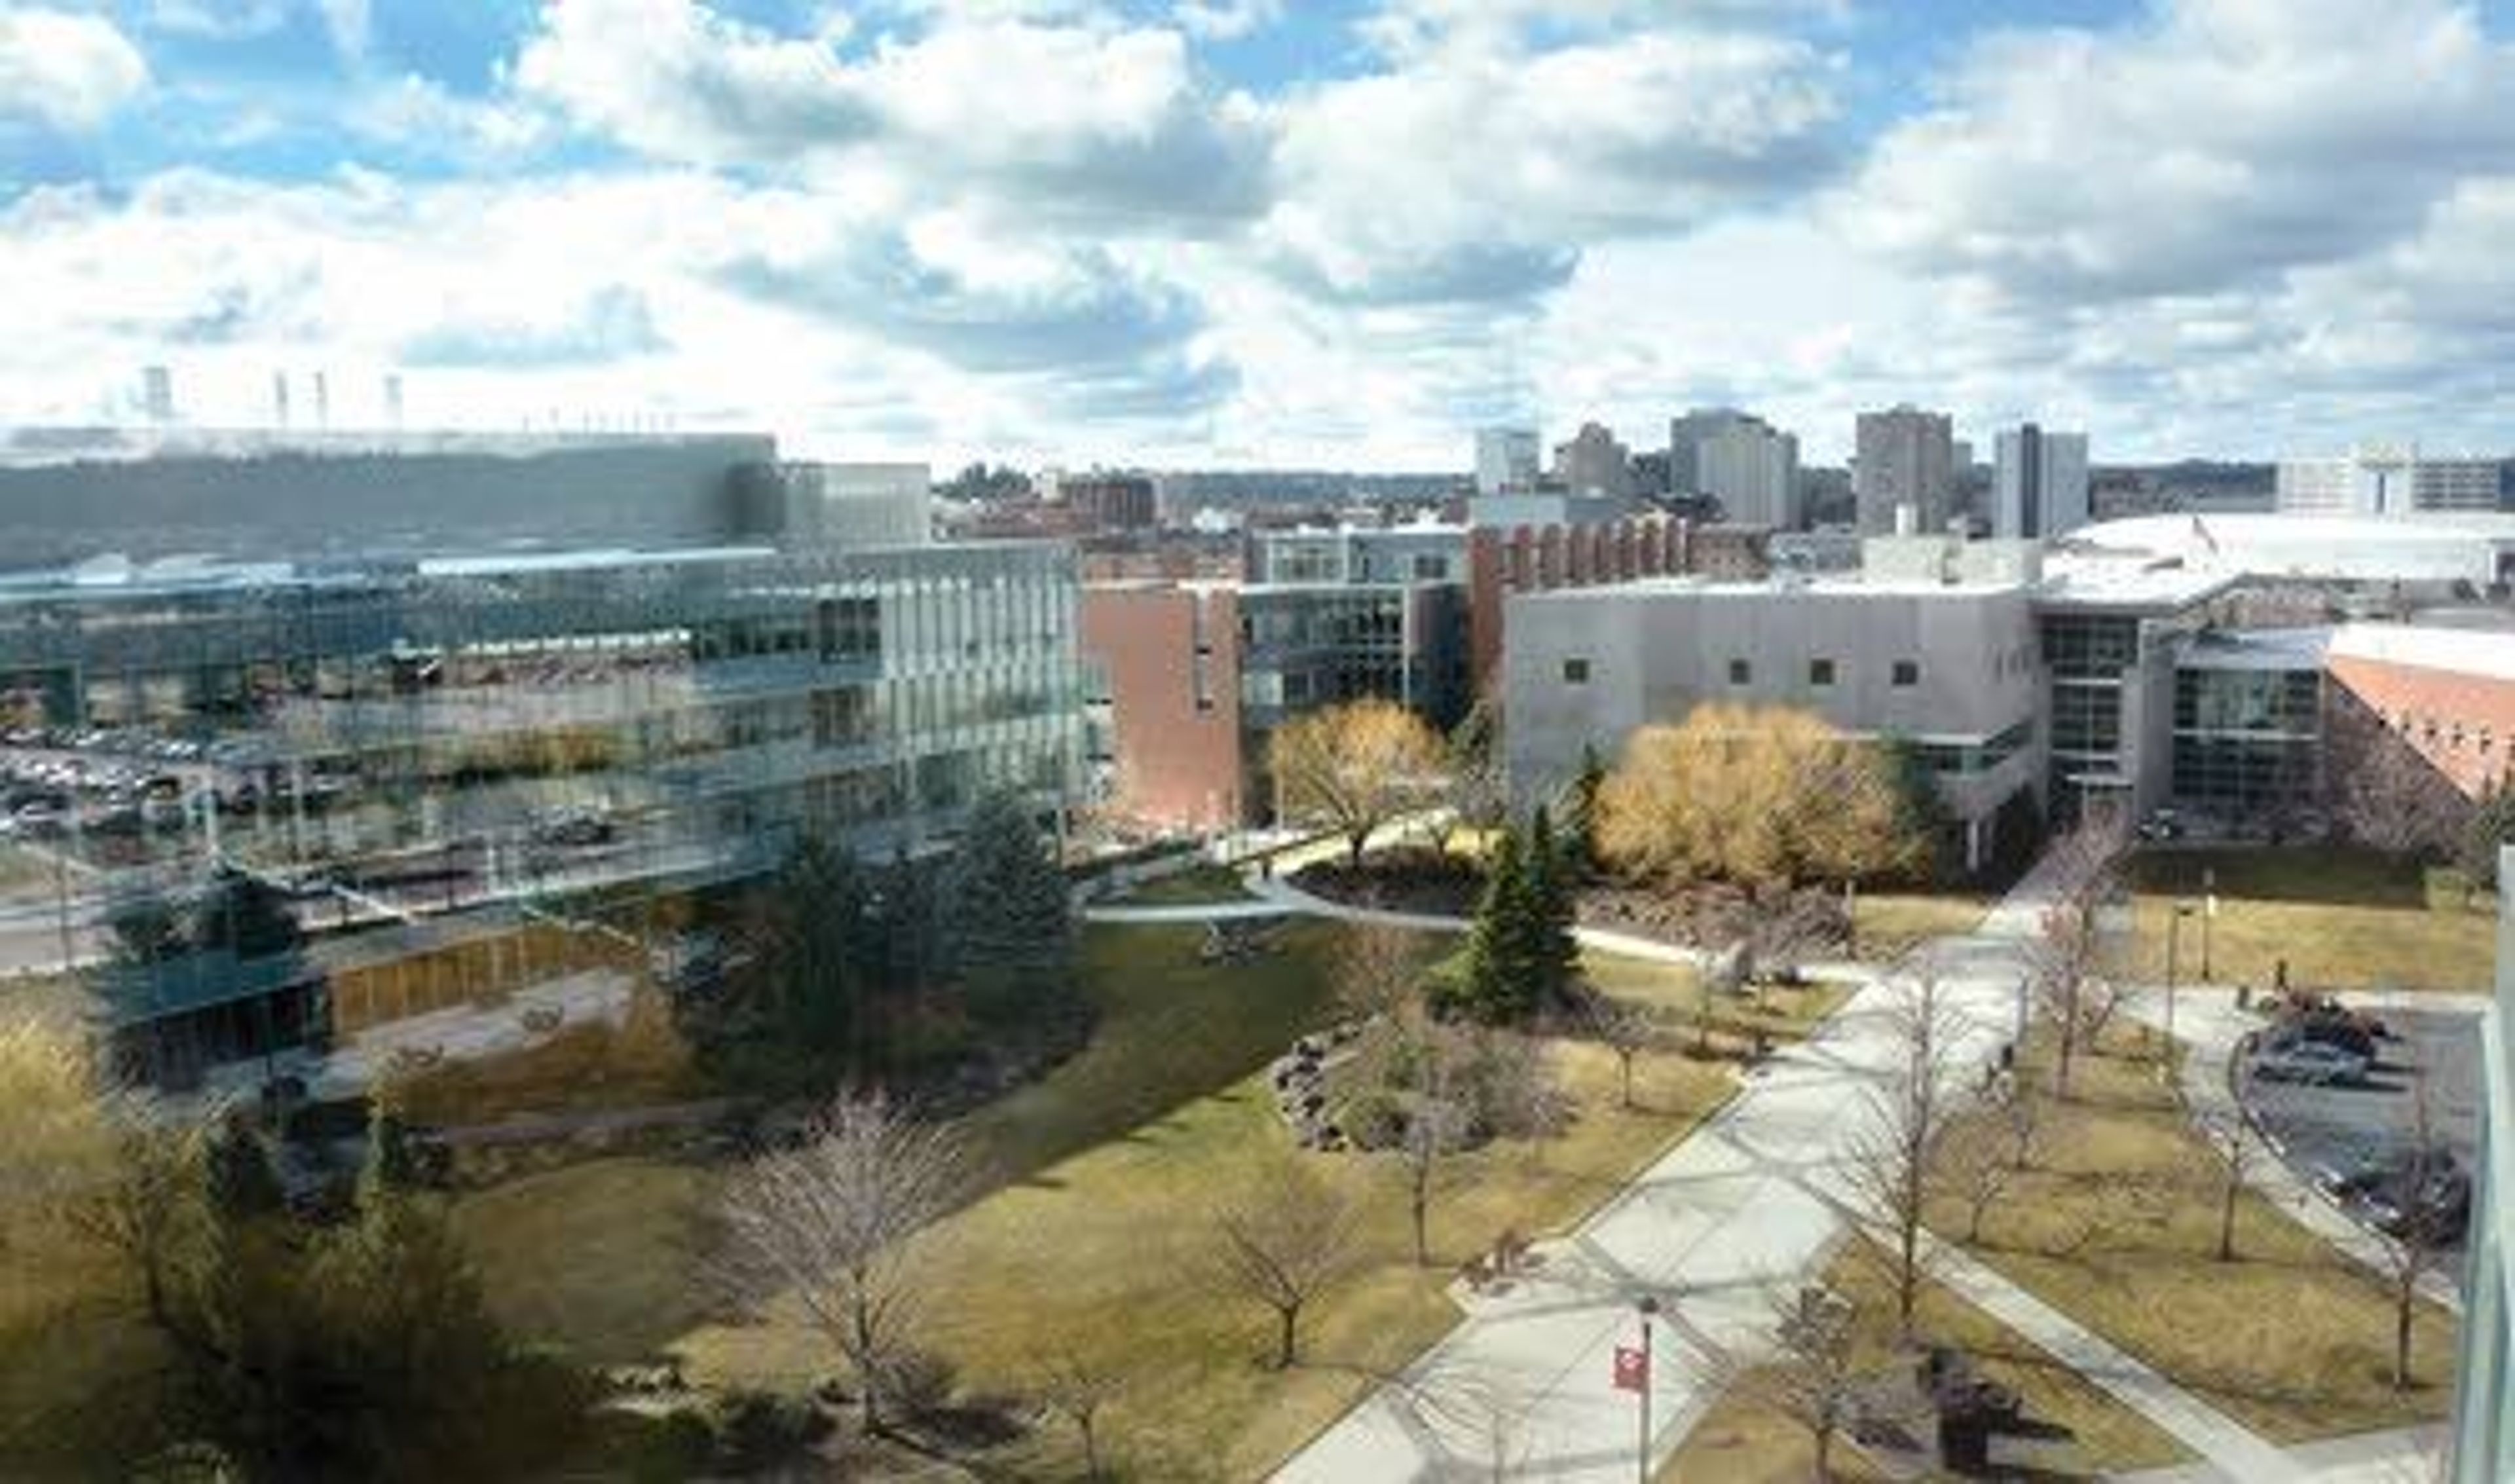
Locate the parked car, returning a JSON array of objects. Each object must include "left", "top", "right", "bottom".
[
  {"left": 2251, "top": 1041, "right": 2368, "bottom": 1085},
  {"left": 2136, "top": 808, "right": 2185, "bottom": 842}
]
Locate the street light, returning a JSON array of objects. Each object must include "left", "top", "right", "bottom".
[
  {"left": 1634, "top": 1294, "right": 1661, "bottom": 1483},
  {"left": 2165, "top": 899, "right": 2199, "bottom": 1064}
]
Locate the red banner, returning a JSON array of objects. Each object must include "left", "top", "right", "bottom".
[{"left": 1612, "top": 1344, "right": 1649, "bottom": 1393}]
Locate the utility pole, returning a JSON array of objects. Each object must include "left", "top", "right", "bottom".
[
  {"left": 2200, "top": 866, "right": 2216, "bottom": 982},
  {"left": 1635, "top": 1295, "right": 1660, "bottom": 1482}
]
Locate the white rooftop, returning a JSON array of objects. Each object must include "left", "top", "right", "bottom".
[
  {"left": 2329, "top": 623, "right": 2515, "bottom": 683},
  {"left": 2067, "top": 513, "right": 2515, "bottom": 584}
]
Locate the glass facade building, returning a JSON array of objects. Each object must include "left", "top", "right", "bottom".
[
  {"left": 2170, "top": 663, "right": 2324, "bottom": 815},
  {"left": 0, "top": 542, "right": 1081, "bottom": 1075}
]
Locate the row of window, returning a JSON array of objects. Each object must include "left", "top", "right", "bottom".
[{"left": 1559, "top": 656, "right": 1924, "bottom": 688}]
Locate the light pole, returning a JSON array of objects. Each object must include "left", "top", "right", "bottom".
[
  {"left": 2165, "top": 900, "right": 2197, "bottom": 1061},
  {"left": 2199, "top": 866, "right": 2216, "bottom": 982},
  {"left": 1635, "top": 1294, "right": 1660, "bottom": 1483}
]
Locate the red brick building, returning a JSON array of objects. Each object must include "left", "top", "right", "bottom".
[
  {"left": 1464, "top": 517, "right": 1770, "bottom": 688},
  {"left": 2326, "top": 625, "right": 2515, "bottom": 801},
  {"left": 1078, "top": 583, "right": 1244, "bottom": 832}
]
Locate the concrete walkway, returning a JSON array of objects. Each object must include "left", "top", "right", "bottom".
[
  {"left": 2129, "top": 986, "right": 2467, "bottom": 1314},
  {"left": 2119, "top": 1423, "right": 2448, "bottom": 1483},
  {"left": 1274, "top": 845, "right": 2166, "bottom": 1483}
]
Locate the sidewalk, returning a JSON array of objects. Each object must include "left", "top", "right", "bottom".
[{"left": 1272, "top": 845, "right": 2104, "bottom": 1483}]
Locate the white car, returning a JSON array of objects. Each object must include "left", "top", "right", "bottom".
[{"left": 2252, "top": 1041, "right": 2367, "bottom": 1085}]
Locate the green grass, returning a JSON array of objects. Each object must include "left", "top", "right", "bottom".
[
  {"left": 2125, "top": 846, "right": 2495, "bottom": 993},
  {"left": 1108, "top": 862, "right": 1258, "bottom": 907},
  {"left": 1930, "top": 1023, "right": 2459, "bottom": 1445}
]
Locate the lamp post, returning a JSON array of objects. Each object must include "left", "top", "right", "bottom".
[
  {"left": 2199, "top": 866, "right": 2216, "bottom": 982},
  {"left": 1635, "top": 1294, "right": 1660, "bottom": 1483},
  {"left": 2165, "top": 900, "right": 2197, "bottom": 1060}
]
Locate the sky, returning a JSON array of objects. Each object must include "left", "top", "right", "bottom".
[{"left": 3, "top": 0, "right": 2514, "bottom": 468}]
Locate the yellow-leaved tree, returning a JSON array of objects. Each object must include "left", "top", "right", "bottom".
[
  {"left": 1269, "top": 698, "right": 1447, "bottom": 864},
  {"left": 1593, "top": 703, "right": 1923, "bottom": 891}
]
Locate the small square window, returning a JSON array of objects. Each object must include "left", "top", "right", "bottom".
[
  {"left": 1562, "top": 657, "right": 1590, "bottom": 685},
  {"left": 1892, "top": 660, "right": 1921, "bottom": 687},
  {"left": 1728, "top": 659, "right": 1752, "bottom": 686},
  {"left": 1809, "top": 658, "right": 1836, "bottom": 687}
]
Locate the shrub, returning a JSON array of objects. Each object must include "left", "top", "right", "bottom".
[{"left": 707, "top": 1388, "right": 831, "bottom": 1472}]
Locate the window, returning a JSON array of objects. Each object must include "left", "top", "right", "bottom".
[
  {"left": 1892, "top": 659, "right": 1920, "bottom": 687},
  {"left": 1728, "top": 658, "right": 1751, "bottom": 686},
  {"left": 1561, "top": 657, "right": 1590, "bottom": 685},
  {"left": 1808, "top": 658, "right": 1836, "bottom": 688}
]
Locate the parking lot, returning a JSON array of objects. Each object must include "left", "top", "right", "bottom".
[{"left": 2245, "top": 1007, "right": 2483, "bottom": 1236}]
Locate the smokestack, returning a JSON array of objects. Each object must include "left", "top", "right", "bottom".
[
  {"left": 314, "top": 371, "right": 330, "bottom": 431},
  {"left": 272, "top": 371, "right": 291, "bottom": 429},
  {"left": 141, "top": 365, "right": 174, "bottom": 425},
  {"left": 384, "top": 373, "right": 403, "bottom": 430}
]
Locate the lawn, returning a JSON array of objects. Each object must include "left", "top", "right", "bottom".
[
  {"left": 458, "top": 918, "right": 1749, "bottom": 1479},
  {"left": 1664, "top": 1238, "right": 2193, "bottom": 1481},
  {"left": 2125, "top": 847, "right": 2495, "bottom": 993},
  {"left": 395, "top": 989, "right": 705, "bottom": 1129},
  {"left": 1108, "top": 861, "right": 1256, "bottom": 907},
  {"left": 1929, "top": 1022, "right": 2460, "bottom": 1445},
  {"left": 1850, "top": 889, "right": 1994, "bottom": 962},
  {"left": 680, "top": 1028, "right": 1735, "bottom": 1481},
  {"left": 1584, "top": 948, "right": 1854, "bottom": 1049}
]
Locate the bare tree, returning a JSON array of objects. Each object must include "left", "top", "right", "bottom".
[
  {"left": 1206, "top": 1157, "right": 1367, "bottom": 1368},
  {"left": 1396, "top": 1045, "right": 1470, "bottom": 1268},
  {"left": 1838, "top": 972, "right": 1969, "bottom": 1334},
  {"left": 2031, "top": 813, "right": 2129, "bottom": 1101},
  {"left": 2191, "top": 1096, "right": 2262, "bottom": 1263},
  {"left": 1733, "top": 1283, "right": 1865, "bottom": 1481},
  {"left": 712, "top": 1092, "right": 969, "bottom": 1434},
  {"left": 1029, "top": 1347, "right": 1125, "bottom": 1481},
  {"left": 1335, "top": 919, "right": 1423, "bottom": 1026},
  {"left": 2332, "top": 709, "right": 2469, "bottom": 861},
  {"left": 1578, "top": 992, "right": 1660, "bottom": 1112},
  {"left": 2377, "top": 1071, "right": 2455, "bottom": 1392},
  {"left": 1935, "top": 1115, "right": 2017, "bottom": 1245},
  {"left": 2000, "top": 1066, "right": 2041, "bottom": 1172},
  {"left": 66, "top": 1116, "right": 208, "bottom": 1337}
]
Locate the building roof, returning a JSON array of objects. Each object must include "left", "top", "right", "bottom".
[
  {"left": 2034, "top": 554, "right": 2239, "bottom": 613},
  {"left": 2066, "top": 513, "right": 2515, "bottom": 584},
  {"left": 1512, "top": 571, "right": 2026, "bottom": 603},
  {"left": 2329, "top": 623, "right": 2515, "bottom": 683},
  {"left": 2178, "top": 626, "right": 2333, "bottom": 673}
]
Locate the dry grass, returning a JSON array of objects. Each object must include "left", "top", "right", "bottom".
[
  {"left": 1933, "top": 1024, "right": 2459, "bottom": 1445},
  {"left": 680, "top": 1031, "right": 1736, "bottom": 1481},
  {"left": 393, "top": 987, "right": 704, "bottom": 1128},
  {"left": 1108, "top": 863, "right": 1257, "bottom": 906},
  {"left": 1666, "top": 1240, "right": 2193, "bottom": 1481},
  {"left": 2125, "top": 847, "right": 2494, "bottom": 994},
  {"left": 1851, "top": 890, "right": 1994, "bottom": 961},
  {"left": 455, "top": 921, "right": 1740, "bottom": 1481},
  {"left": 1585, "top": 949, "right": 1855, "bottom": 1054}
]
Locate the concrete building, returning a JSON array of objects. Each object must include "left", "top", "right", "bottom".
[
  {"left": 1474, "top": 427, "right": 1542, "bottom": 496},
  {"left": 1670, "top": 408, "right": 1801, "bottom": 529},
  {"left": 747, "top": 461, "right": 933, "bottom": 547},
  {"left": 1553, "top": 422, "right": 1636, "bottom": 500},
  {"left": 1992, "top": 424, "right": 2091, "bottom": 540},
  {"left": 1502, "top": 557, "right": 2041, "bottom": 870},
  {"left": 2278, "top": 443, "right": 2506, "bottom": 518},
  {"left": 1855, "top": 405, "right": 1958, "bottom": 537}
]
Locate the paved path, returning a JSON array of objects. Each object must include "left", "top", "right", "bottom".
[
  {"left": 2130, "top": 986, "right": 2467, "bottom": 1314},
  {"left": 1274, "top": 847, "right": 2125, "bottom": 1483}
]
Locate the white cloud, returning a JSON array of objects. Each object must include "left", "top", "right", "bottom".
[
  {"left": 1262, "top": 16, "right": 1839, "bottom": 304},
  {"left": 1838, "top": 0, "right": 2515, "bottom": 303},
  {"left": 515, "top": 0, "right": 1270, "bottom": 225},
  {"left": 0, "top": 8, "right": 149, "bottom": 132},
  {"left": 1174, "top": 0, "right": 1281, "bottom": 41}
]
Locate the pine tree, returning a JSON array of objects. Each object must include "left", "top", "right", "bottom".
[
  {"left": 1525, "top": 806, "right": 1582, "bottom": 1009},
  {"left": 763, "top": 834, "right": 874, "bottom": 1061},
  {"left": 945, "top": 789, "right": 1077, "bottom": 1022},
  {"left": 1459, "top": 827, "right": 1537, "bottom": 1024},
  {"left": 201, "top": 1114, "right": 284, "bottom": 1223}
]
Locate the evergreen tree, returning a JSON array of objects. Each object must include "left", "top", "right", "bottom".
[
  {"left": 944, "top": 790, "right": 1076, "bottom": 1021},
  {"left": 762, "top": 835, "right": 874, "bottom": 1060},
  {"left": 1562, "top": 743, "right": 1609, "bottom": 874},
  {"left": 1457, "top": 827, "right": 1537, "bottom": 1024},
  {"left": 1525, "top": 806, "right": 1582, "bottom": 1007},
  {"left": 198, "top": 868, "right": 305, "bottom": 961}
]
